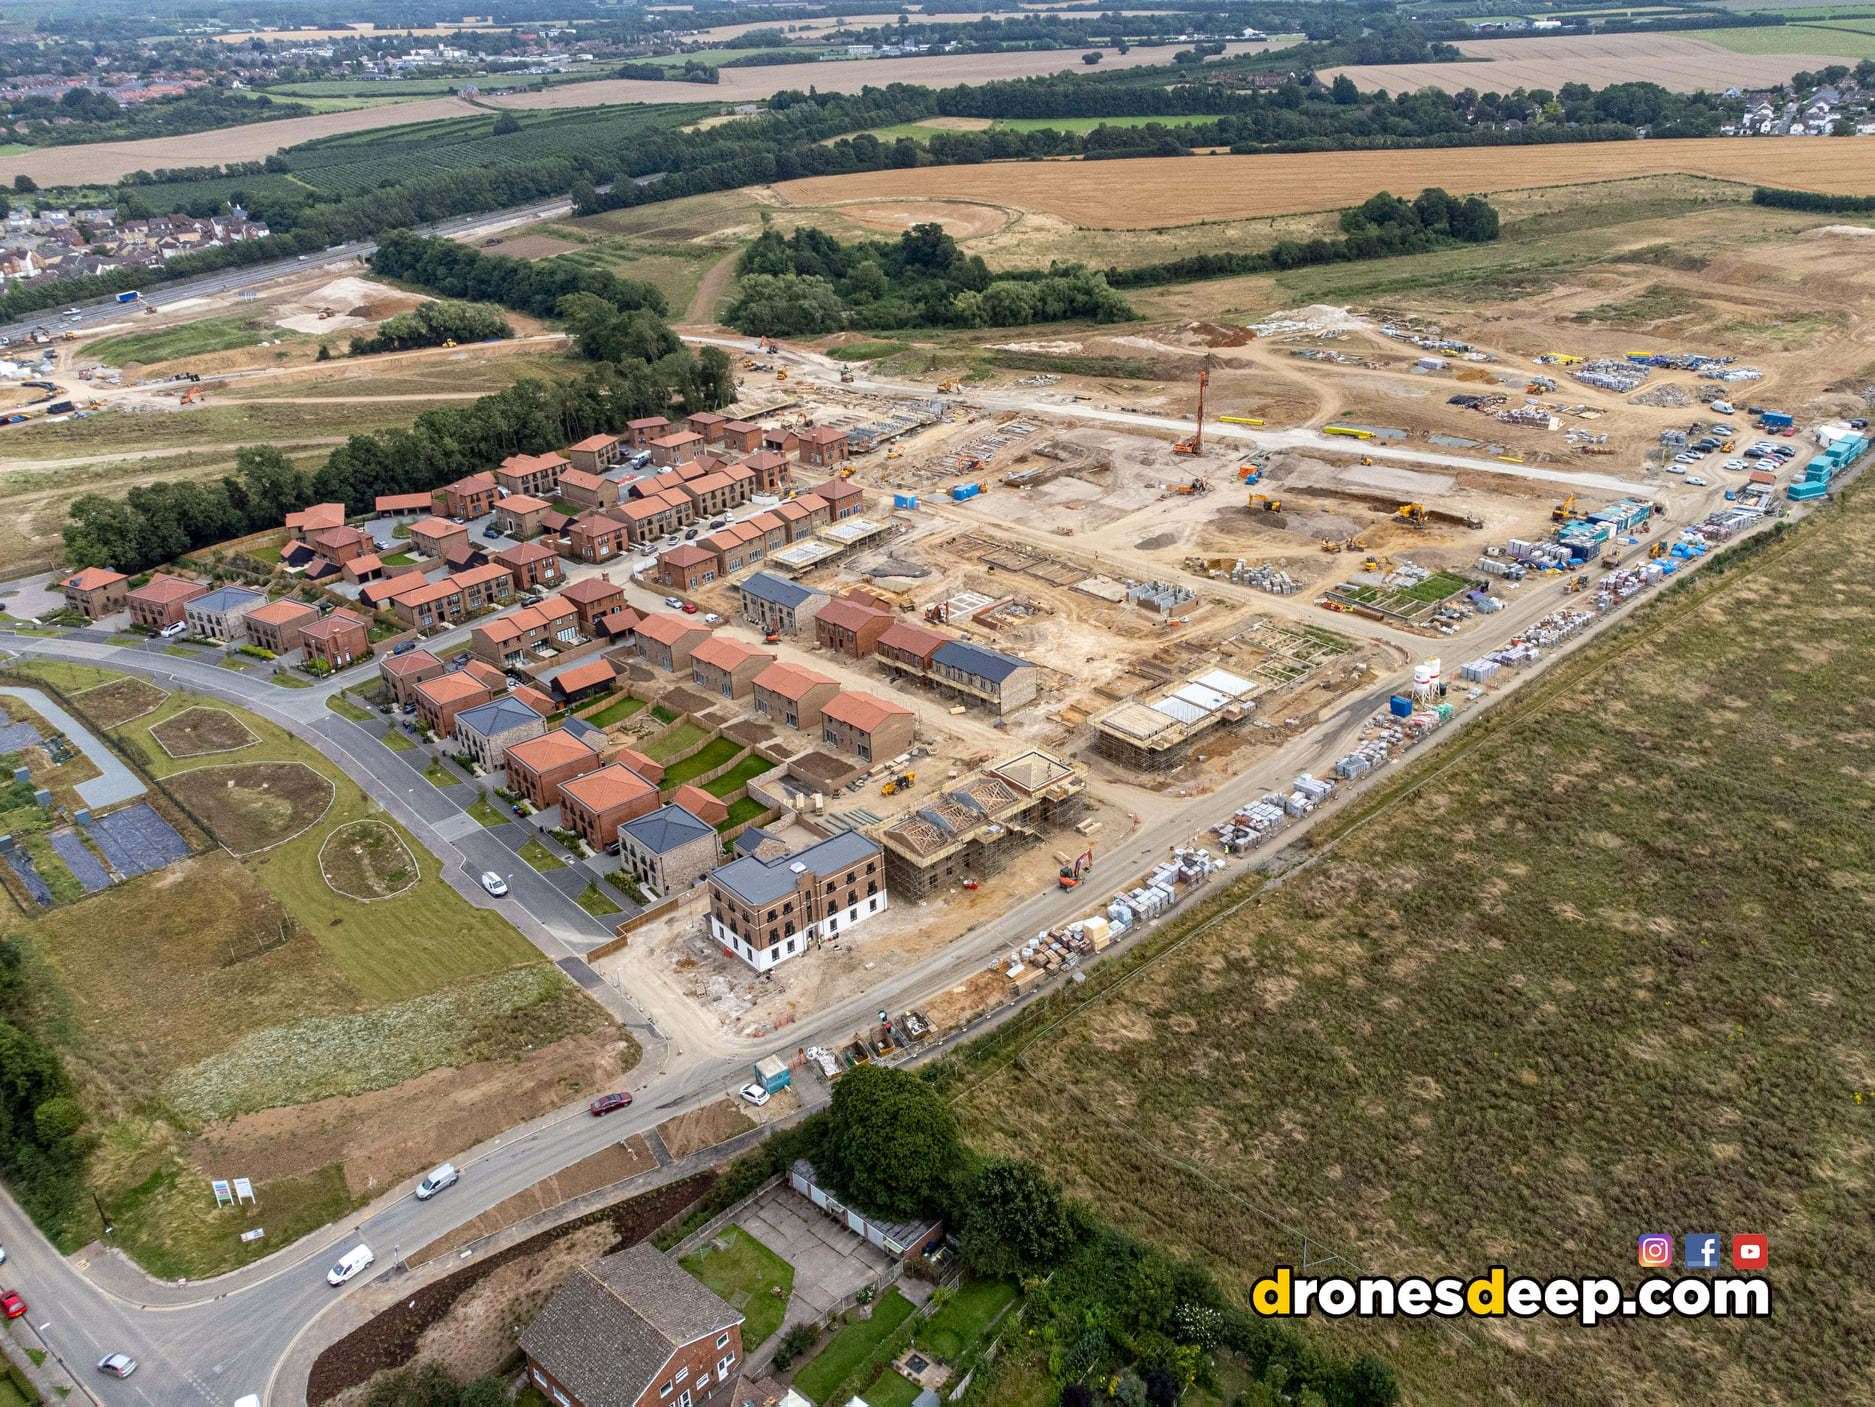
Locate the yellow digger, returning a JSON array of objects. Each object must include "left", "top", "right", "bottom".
[
  {"left": 881, "top": 770, "right": 917, "bottom": 796},
  {"left": 1250, "top": 493, "right": 1282, "bottom": 513},
  {"left": 1394, "top": 502, "right": 1427, "bottom": 527}
]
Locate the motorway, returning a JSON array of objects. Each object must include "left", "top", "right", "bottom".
[{"left": 0, "top": 332, "right": 1793, "bottom": 1406}]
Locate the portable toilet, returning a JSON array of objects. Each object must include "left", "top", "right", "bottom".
[{"left": 754, "top": 1054, "right": 791, "bottom": 1095}]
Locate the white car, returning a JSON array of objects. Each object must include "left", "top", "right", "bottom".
[
  {"left": 415, "top": 1162, "right": 458, "bottom": 1200},
  {"left": 1664, "top": 465, "right": 1686, "bottom": 475},
  {"left": 327, "top": 1244, "right": 374, "bottom": 1286},
  {"left": 740, "top": 1082, "right": 772, "bottom": 1107},
  {"left": 479, "top": 871, "right": 509, "bottom": 897},
  {"left": 663, "top": 596, "right": 683, "bottom": 609},
  {"left": 1686, "top": 476, "right": 1708, "bottom": 486},
  {"left": 159, "top": 621, "right": 186, "bottom": 639},
  {"left": 704, "top": 613, "right": 722, "bottom": 624}
]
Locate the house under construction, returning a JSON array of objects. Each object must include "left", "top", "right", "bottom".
[
  {"left": 1091, "top": 668, "right": 1260, "bottom": 772},
  {"left": 876, "top": 749, "right": 1086, "bottom": 897}
]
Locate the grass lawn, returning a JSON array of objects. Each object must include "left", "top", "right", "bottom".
[
  {"left": 947, "top": 489, "right": 1875, "bottom": 1405},
  {"left": 916, "top": 1279, "right": 1017, "bottom": 1362},
  {"left": 0, "top": 1370, "right": 35, "bottom": 1407},
  {"left": 87, "top": 314, "right": 297, "bottom": 367},
  {"left": 423, "top": 760, "right": 460, "bottom": 788},
  {"left": 380, "top": 726, "right": 415, "bottom": 752},
  {"left": 467, "top": 793, "right": 506, "bottom": 826},
  {"left": 519, "top": 837, "right": 567, "bottom": 871},
  {"left": 720, "top": 796, "right": 769, "bottom": 831},
  {"left": 650, "top": 703, "right": 678, "bottom": 724},
  {"left": 381, "top": 551, "right": 417, "bottom": 566},
  {"left": 704, "top": 753, "right": 774, "bottom": 797},
  {"left": 574, "top": 882, "right": 621, "bottom": 918},
  {"left": 581, "top": 693, "right": 647, "bottom": 727},
  {"left": 860, "top": 1373, "right": 922, "bottom": 1407},
  {"left": 325, "top": 694, "right": 372, "bottom": 722},
  {"left": 679, "top": 1226, "right": 795, "bottom": 1349},
  {"left": 660, "top": 737, "right": 743, "bottom": 789},
  {"left": 792, "top": 1288, "right": 916, "bottom": 1405},
  {"left": 643, "top": 718, "right": 706, "bottom": 763}
]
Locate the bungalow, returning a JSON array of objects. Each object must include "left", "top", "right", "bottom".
[
  {"left": 738, "top": 572, "right": 829, "bottom": 636},
  {"left": 561, "top": 575, "right": 625, "bottom": 635},
  {"left": 810, "top": 478, "right": 866, "bottom": 521},
  {"left": 567, "top": 513, "right": 628, "bottom": 564},
  {"left": 496, "top": 451, "right": 565, "bottom": 500},
  {"left": 494, "top": 493, "right": 550, "bottom": 540},
  {"left": 453, "top": 694, "right": 547, "bottom": 773},
  {"left": 690, "top": 635, "right": 774, "bottom": 700},
  {"left": 558, "top": 466, "right": 617, "bottom": 512},
  {"left": 738, "top": 449, "right": 791, "bottom": 495},
  {"left": 298, "top": 607, "right": 370, "bottom": 670},
  {"left": 814, "top": 594, "right": 894, "bottom": 658},
  {"left": 414, "top": 670, "right": 494, "bottom": 737},
  {"left": 506, "top": 724, "right": 607, "bottom": 809},
  {"left": 795, "top": 425, "right": 850, "bottom": 469},
  {"left": 930, "top": 638, "right": 1039, "bottom": 714},
  {"left": 440, "top": 471, "right": 497, "bottom": 520},
  {"left": 243, "top": 598, "right": 320, "bottom": 654},
  {"left": 634, "top": 613, "right": 712, "bottom": 672},
  {"left": 821, "top": 689, "right": 916, "bottom": 763},
  {"left": 408, "top": 516, "right": 469, "bottom": 560},
  {"left": 752, "top": 661, "right": 839, "bottom": 731},
  {"left": 380, "top": 648, "right": 445, "bottom": 707},
  {"left": 623, "top": 415, "right": 671, "bottom": 449},
  {"left": 125, "top": 572, "right": 206, "bottom": 631},
  {"left": 648, "top": 430, "right": 705, "bottom": 466},
  {"left": 494, "top": 540, "right": 563, "bottom": 592},
  {"left": 550, "top": 656, "right": 616, "bottom": 706},
  {"left": 657, "top": 544, "right": 718, "bottom": 593},
  {"left": 283, "top": 502, "right": 345, "bottom": 539},
  {"left": 616, "top": 804, "right": 720, "bottom": 897},
  {"left": 61, "top": 567, "right": 128, "bottom": 620},
  {"left": 686, "top": 410, "right": 729, "bottom": 444},
  {"left": 566, "top": 433, "right": 622, "bottom": 473},
  {"left": 374, "top": 491, "right": 434, "bottom": 518},
  {"left": 184, "top": 585, "right": 266, "bottom": 643},
  {"left": 559, "top": 762, "right": 660, "bottom": 852},
  {"left": 716, "top": 420, "right": 762, "bottom": 455}
]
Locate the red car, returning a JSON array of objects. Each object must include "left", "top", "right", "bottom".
[
  {"left": 1, "top": 1290, "right": 25, "bottom": 1320},
  {"left": 681, "top": 602, "right": 699, "bottom": 614},
  {"left": 589, "top": 1092, "right": 633, "bottom": 1117}
]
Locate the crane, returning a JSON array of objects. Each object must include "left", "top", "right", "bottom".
[{"left": 1172, "top": 369, "right": 1207, "bottom": 456}]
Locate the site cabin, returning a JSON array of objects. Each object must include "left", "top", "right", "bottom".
[{"left": 754, "top": 1054, "right": 791, "bottom": 1095}]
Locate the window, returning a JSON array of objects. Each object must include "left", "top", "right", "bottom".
[
  {"left": 715, "top": 1332, "right": 731, "bottom": 1350},
  {"left": 660, "top": 1379, "right": 674, "bottom": 1398},
  {"left": 870, "top": 898, "right": 879, "bottom": 913},
  {"left": 674, "top": 1367, "right": 688, "bottom": 1384}
]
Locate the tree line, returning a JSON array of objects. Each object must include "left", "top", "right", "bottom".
[
  {"left": 1752, "top": 187, "right": 1875, "bottom": 213},
  {"left": 368, "top": 230, "right": 667, "bottom": 320},
  {"left": 1105, "top": 188, "right": 1502, "bottom": 288},
  {"left": 725, "top": 222, "right": 1131, "bottom": 335},
  {"left": 348, "top": 299, "right": 512, "bottom": 356},
  {"left": 0, "top": 938, "right": 88, "bottom": 1238}
]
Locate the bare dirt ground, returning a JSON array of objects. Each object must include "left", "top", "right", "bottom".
[
  {"left": 189, "top": 1030, "right": 630, "bottom": 1199},
  {"left": 655, "top": 1098, "right": 758, "bottom": 1160},
  {"left": 774, "top": 137, "right": 1875, "bottom": 227},
  {"left": 1324, "top": 32, "right": 1849, "bottom": 94}
]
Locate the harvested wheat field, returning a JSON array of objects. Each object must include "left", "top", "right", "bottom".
[
  {"left": 1322, "top": 33, "right": 1845, "bottom": 95},
  {"left": 776, "top": 136, "right": 1875, "bottom": 229}
]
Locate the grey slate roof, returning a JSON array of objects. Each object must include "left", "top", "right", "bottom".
[
  {"left": 520, "top": 1243, "right": 741, "bottom": 1407},
  {"left": 621, "top": 803, "right": 714, "bottom": 854},
  {"left": 193, "top": 586, "right": 264, "bottom": 614},
  {"left": 739, "top": 571, "right": 820, "bottom": 610},
  {"left": 933, "top": 639, "right": 1028, "bottom": 683},
  {"left": 454, "top": 696, "right": 542, "bottom": 737},
  {"left": 710, "top": 829, "right": 880, "bottom": 907},
  {"left": 732, "top": 825, "right": 777, "bottom": 856}
]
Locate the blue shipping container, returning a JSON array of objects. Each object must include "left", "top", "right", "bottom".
[
  {"left": 1389, "top": 695, "right": 1413, "bottom": 718},
  {"left": 950, "top": 483, "right": 980, "bottom": 502},
  {"left": 892, "top": 493, "right": 919, "bottom": 509}
]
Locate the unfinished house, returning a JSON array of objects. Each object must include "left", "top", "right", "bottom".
[
  {"left": 877, "top": 749, "right": 1086, "bottom": 898},
  {"left": 1091, "top": 668, "right": 1259, "bottom": 771}
]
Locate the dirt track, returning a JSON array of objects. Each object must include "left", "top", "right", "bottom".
[{"left": 775, "top": 135, "right": 1875, "bottom": 228}]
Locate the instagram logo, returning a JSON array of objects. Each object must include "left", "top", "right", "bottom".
[{"left": 1637, "top": 1234, "right": 1673, "bottom": 1269}]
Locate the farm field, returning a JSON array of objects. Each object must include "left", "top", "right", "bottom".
[
  {"left": 945, "top": 483, "right": 1875, "bottom": 1406},
  {"left": 88, "top": 315, "right": 300, "bottom": 367},
  {"left": 1686, "top": 19, "right": 1875, "bottom": 57},
  {"left": 2, "top": 666, "right": 625, "bottom": 1277},
  {"left": 1322, "top": 32, "right": 1846, "bottom": 93},
  {"left": 774, "top": 136, "right": 1875, "bottom": 229}
]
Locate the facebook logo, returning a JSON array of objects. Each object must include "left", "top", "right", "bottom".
[{"left": 1682, "top": 1234, "right": 1722, "bottom": 1270}]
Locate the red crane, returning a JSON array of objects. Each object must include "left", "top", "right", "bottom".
[{"left": 1173, "top": 369, "right": 1207, "bottom": 455}]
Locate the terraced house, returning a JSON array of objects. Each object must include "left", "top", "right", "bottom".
[
  {"left": 751, "top": 661, "right": 839, "bottom": 732},
  {"left": 689, "top": 635, "right": 774, "bottom": 700},
  {"left": 737, "top": 572, "right": 829, "bottom": 637},
  {"left": 929, "top": 639, "right": 1039, "bottom": 714},
  {"left": 497, "top": 451, "right": 566, "bottom": 499},
  {"left": 470, "top": 595, "right": 578, "bottom": 669}
]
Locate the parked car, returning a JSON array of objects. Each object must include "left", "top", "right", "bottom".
[
  {"left": 663, "top": 596, "right": 683, "bottom": 609},
  {"left": 1664, "top": 465, "right": 1686, "bottom": 475},
  {"left": 415, "top": 1163, "right": 458, "bottom": 1201},
  {"left": 326, "top": 1245, "right": 374, "bottom": 1286},
  {"left": 683, "top": 527, "right": 700, "bottom": 539},
  {"left": 704, "top": 613, "right": 722, "bottom": 625},
  {"left": 479, "top": 871, "right": 509, "bottom": 897},
  {"left": 682, "top": 601, "right": 699, "bottom": 614},
  {"left": 710, "top": 517, "right": 728, "bottom": 529},
  {"left": 97, "top": 1355, "right": 138, "bottom": 1379},
  {"left": 159, "top": 621, "right": 187, "bottom": 639},
  {"left": 1686, "top": 476, "right": 1708, "bottom": 486},
  {"left": 0, "top": 1243, "right": 6, "bottom": 1264},
  {"left": 589, "top": 1091, "right": 632, "bottom": 1117},
  {"left": 740, "top": 1082, "right": 771, "bottom": 1107},
  {"left": 0, "top": 1290, "right": 22, "bottom": 1320}
]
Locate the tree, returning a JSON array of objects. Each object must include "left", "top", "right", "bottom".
[
  {"left": 816, "top": 1063, "right": 962, "bottom": 1218},
  {"left": 491, "top": 110, "right": 522, "bottom": 136},
  {"left": 1332, "top": 74, "right": 1360, "bottom": 105},
  {"left": 958, "top": 1158, "right": 1072, "bottom": 1277},
  {"left": 1344, "top": 1355, "right": 1401, "bottom": 1406},
  {"left": 13, "top": 175, "right": 36, "bottom": 193},
  {"left": 1082, "top": 50, "right": 1103, "bottom": 64}
]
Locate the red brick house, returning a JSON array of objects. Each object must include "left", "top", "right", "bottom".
[
  {"left": 559, "top": 763, "right": 660, "bottom": 851},
  {"left": 679, "top": 472, "right": 736, "bottom": 519},
  {"left": 284, "top": 502, "right": 345, "bottom": 539},
  {"left": 298, "top": 607, "right": 369, "bottom": 670},
  {"left": 610, "top": 495, "right": 684, "bottom": 545},
  {"left": 61, "top": 567, "right": 128, "bottom": 620},
  {"left": 440, "top": 471, "right": 498, "bottom": 520},
  {"left": 716, "top": 420, "right": 762, "bottom": 455},
  {"left": 561, "top": 575, "right": 626, "bottom": 635},
  {"left": 495, "top": 541, "right": 563, "bottom": 592},
  {"left": 506, "top": 726, "right": 606, "bottom": 809},
  {"left": 409, "top": 516, "right": 469, "bottom": 560},
  {"left": 738, "top": 450, "right": 791, "bottom": 495},
  {"left": 686, "top": 410, "right": 728, "bottom": 444},
  {"left": 634, "top": 613, "right": 712, "bottom": 672},
  {"left": 721, "top": 460, "right": 756, "bottom": 504},
  {"left": 810, "top": 478, "right": 866, "bottom": 522},
  {"left": 751, "top": 661, "right": 840, "bottom": 731},
  {"left": 568, "top": 513, "right": 629, "bottom": 564},
  {"left": 380, "top": 648, "right": 444, "bottom": 706},
  {"left": 795, "top": 425, "right": 850, "bottom": 468},
  {"left": 743, "top": 511, "right": 788, "bottom": 556},
  {"left": 814, "top": 594, "right": 893, "bottom": 658},
  {"left": 451, "top": 562, "right": 515, "bottom": 614},
  {"left": 244, "top": 598, "right": 320, "bottom": 654},
  {"left": 386, "top": 575, "right": 468, "bottom": 631},
  {"left": 520, "top": 1244, "right": 743, "bottom": 1407},
  {"left": 125, "top": 572, "right": 205, "bottom": 630},
  {"left": 822, "top": 689, "right": 916, "bottom": 763},
  {"left": 657, "top": 544, "right": 718, "bottom": 593},
  {"left": 875, "top": 620, "right": 950, "bottom": 679},
  {"left": 648, "top": 430, "right": 704, "bottom": 466},
  {"left": 567, "top": 433, "right": 622, "bottom": 473},
  {"left": 689, "top": 635, "right": 774, "bottom": 700},
  {"left": 471, "top": 595, "right": 579, "bottom": 669},
  {"left": 414, "top": 671, "right": 494, "bottom": 737},
  {"left": 495, "top": 494, "right": 550, "bottom": 540},
  {"left": 304, "top": 525, "right": 375, "bottom": 567},
  {"left": 624, "top": 415, "right": 671, "bottom": 448},
  {"left": 497, "top": 452, "right": 566, "bottom": 500},
  {"left": 558, "top": 466, "right": 618, "bottom": 511}
]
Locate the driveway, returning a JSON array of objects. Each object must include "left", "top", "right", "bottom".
[{"left": 731, "top": 1184, "right": 907, "bottom": 1361}]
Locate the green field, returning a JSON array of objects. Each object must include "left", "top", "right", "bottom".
[
  {"left": 679, "top": 1226, "right": 795, "bottom": 1348},
  {"left": 87, "top": 315, "right": 297, "bottom": 367},
  {"left": 791, "top": 1288, "right": 917, "bottom": 1405},
  {"left": 1685, "top": 20, "right": 1875, "bottom": 55},
  {"left": 946, "top": 482, "right": 1875, "bottom": 1404}
]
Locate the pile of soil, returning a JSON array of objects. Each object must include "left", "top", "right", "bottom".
[{"left": 306, "top": 1170, "right": 714, "bottom": 1404}]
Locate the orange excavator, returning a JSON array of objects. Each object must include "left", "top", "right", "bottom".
[{"left": 1172, "top": 369, "right": 1207, "bottom": 456}]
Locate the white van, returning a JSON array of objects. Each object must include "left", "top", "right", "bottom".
[
  {"left": 415, "top": 1163, "right": 458, "bottom": 1200},
  {"left": 326, "top": 1244, "right": 374, "bottom": 1286}
]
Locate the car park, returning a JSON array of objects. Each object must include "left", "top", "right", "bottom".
[
  {"left": 98, "top": 1355, "right": 138, "bottom": 1379},
  {"left": 479, "top": 871, "right": 509, "bottom": 897},
  {"left": 415, "top": 1163, "right": 458, "bottom": 1200},
  {"left": 327, "top": 1245, "right": 374, "bottom": 1286},
  {"left": 589, "top": 1091, "right": 632, "bottom": 1116}
]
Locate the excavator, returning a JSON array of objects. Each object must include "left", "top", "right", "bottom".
[
  {"left": 1056, "top": 846, "right": 1094, "bottom": 891},
  {"left": 1172, "top": 369, "right": 1208, "bottom": 456},
  {"left": 937, "top": 380, "right": 960, "bottom": 394},
  {"left": 1551, "top": 493, "right": 1578, "bottom": 524},
  {"left": 1250, "top": 493, "right": 1282, "bottom": 513},
  {"left": 881, "top": 770, "right": 917, "bottom": 796},
  {"left": 1648, "top": 540, "right": 1668, "bottom": 559},
  {"left": 1394, "top": 502, "right": 1427, "bottom": 527}
]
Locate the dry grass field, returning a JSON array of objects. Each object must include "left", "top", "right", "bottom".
[
  {"left": 775, "top": 136, "right": 1875, "bottom": 229},
  {"left": 1322, "top": 32, "right": 1846, "bottom": 94}
]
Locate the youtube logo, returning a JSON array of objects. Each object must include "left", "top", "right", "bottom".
[{"left": 1731, "top": 1235, "right": 1768, "bottom": 1271}]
